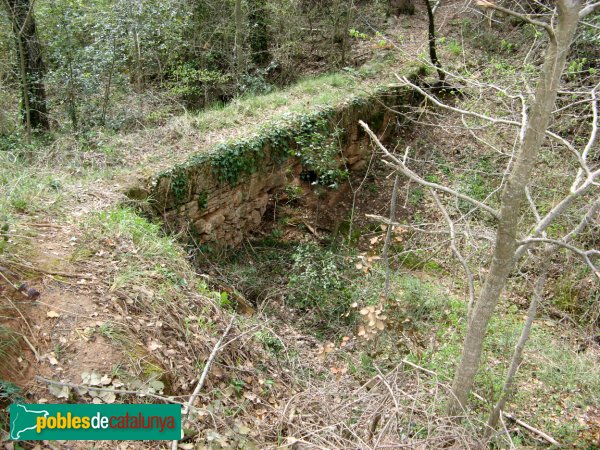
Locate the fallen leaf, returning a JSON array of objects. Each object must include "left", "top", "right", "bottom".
[
  {"left": 149, "top": 380, "right": 165, "bottom": 392},
  {"left": 235, "top": 422, "right": 252, "bottom": 435},
  {"left": 48, "top": 383, "right": 69, "bottom": 399},
  {"left": 98, "top": 391, "right": 116, "bottom": 404},
  {"left": 148, "top": 341, "right": 162, "bottom": 351},
  {"left": 46, "top": 310, "right": 60, "bottom": 318}
]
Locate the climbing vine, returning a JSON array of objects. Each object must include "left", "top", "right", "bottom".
[
  {"left": 204, "top": 106, "right": 346, "bottom": 187},
  {"left": 197, "top": 190, "right": 208, "bottom": 210},
  {"left": 154, "top": 88, "right": 407, "bottom": 207},
  {"left": 293, "top": 113, "right": 347, "bottom": 187},
  {"left": 169, "top": 170, "right": 189, "bottom": 206},
  {"left": 211, "top": 137, "right": 267, "bottom": 185}
]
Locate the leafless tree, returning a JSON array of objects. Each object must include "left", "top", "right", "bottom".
[{"left": 360, "top": 0, "right": 599, "bottom": 430}]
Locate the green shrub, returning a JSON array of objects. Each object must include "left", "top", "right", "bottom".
[
  {"left": 288, "top": 243, "right": 351, "bottom": 312},
  {"left": 168, "top": 62, "right": 230, "bottom": 108}
]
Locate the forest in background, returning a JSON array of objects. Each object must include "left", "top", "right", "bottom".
[{"left": 0, "top": 0, "right": 399, "bottom": 139}]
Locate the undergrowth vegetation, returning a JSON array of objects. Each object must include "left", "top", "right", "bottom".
[{"left": 206, "top": 233, "right": 599, "bottom": 446}]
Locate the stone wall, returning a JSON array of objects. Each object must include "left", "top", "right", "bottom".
[{"left": 138, "top": 87, "right": 414, "bottom": 246}]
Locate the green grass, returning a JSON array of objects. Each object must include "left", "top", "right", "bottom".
[
  {"left": 78, "top": 206, "right": 215, "bottom": 312},
  {"left": 404, "top": 286, "right": 599, "bottom": 447},
  {"left": 0, "top": 153, "right": 69, "bottom": 263},
  {"left": 191, "top": 56, "right": 397, "bottom": 134},
  {"left": 445, "top": 39, "right": 463, "bottom": 56},
  {"left": 0, "top": 325, "right": 20, "bottom": 366},
  {"left": 75, "top": 206, "right": 228, "bottom": 385},
  {"left": 0, "top": 154, "right": 66, "bottom": 220}
]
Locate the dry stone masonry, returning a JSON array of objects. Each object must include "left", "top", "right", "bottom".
[{"left": 134, "top": 86, "right": 415, "bottom": 247}]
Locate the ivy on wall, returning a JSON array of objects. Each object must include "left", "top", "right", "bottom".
[
  {"left": 169, "top": 170, "right": 189, "bottom": 206},
  {"left": 197, "top": 190, "right": 208, "bottom": 210},
  {"left": 153, "top": 87, "right": 408, "bottom": 209},
  {"left": 293, "top": 113, "right": 346, "bottom": 187}
]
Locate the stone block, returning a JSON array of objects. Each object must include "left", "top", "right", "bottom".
[
  {"left": 204, "top": 211, "right": 225, "bottom": 228},
  {"left": 249, "top": 209, "right": 262, "bottom": 227},
  {"left": 256, "top": 193, "right": 269, "bottom": 213},
  {"left": 247, "top": 176, "right": 266, "bottom": 198},
  {"left": 193, "top": 219, "right": 212, "bottom": 235},
  {"left": 267, "top": 172, "right": 287, "bottom": 191},
  {"left": 346, "top": 155, "right": 363, "bottom": 166}
]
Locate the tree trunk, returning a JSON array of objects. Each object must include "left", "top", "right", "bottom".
[
  {"left": 487, "top": 197, "right": 600, "bottom": 431},
  {"left": 67, "top": 60, "right": 78, "bottom": 130},
  {"left": 338, "top": 0, "right": 353, "bottom": 67},
  {"left": 101, "top": 38, "right": 118, "bottom": 126},
  {"left": 383, "top": 173, "right": 401, "bottom": 298},
  {"left": 4, "top": 0, "right": 49, "bottom": 131},
  {"left": 248, "top": 0, "right": 270, "bottom": 65},
  {"left": 422, "top": 0, "right": 444, "bottom": 82},
  {"left": 447, "top": 0, "right": 582, "bottom": 417},
  {"left": 234, "top": 0, "right": 244, "bottom": 87},
  {"left": 127, "top": 0, "right": 143, "bottom": 92}
]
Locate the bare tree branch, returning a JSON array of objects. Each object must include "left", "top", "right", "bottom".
[
  {"left": 518, "top": 237, "right": 600, "bottom": 277},
  {"left": 396, "top": 75, "right": 590, "bottom": 174},
  {"left": 573, "top": 84, "right": 599, "bottom": 190},
  {"left": 430, "top": 190, "right": 476, "bottom": 319},
  {"left": 580, "top": 1, "right": 600, "bottom": 18},
  {"left": 382, "top": 147, "right": 409, "bottom": 298},
  {"left": 359, "top": 120, "right": 501, "bottom": 219},
  {"left": 489, "top": 196, "right": 598, "bottom": 430},
  {"left": 518, "top": 173, "right": 599, "bottom": 260},
  {"left": 476, "top": 0, "right": 556, "bottom": 40}
]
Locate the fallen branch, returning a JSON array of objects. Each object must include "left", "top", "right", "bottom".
[
  {"left": 171, "top": 316, "right": 235, "bottom": 450},
  {"left": 2, "top": 293, "right": 40, "bottom": 362},
  {"left": 401, "top": 358, "right": 437, "bottom": 377},
  {"left": 503, "top": 412, "right": 561, "bottom": 447},
  {"left": 28, "top": 222, "right": 64, "bottom": 229},
  {"left": 22, "top": 335, "right": 40, "bottom": 362},
  {"left": 36, "top": 376, "right": 190, "bottom": 407},
  {"left": 1, "top": 259, "right": 79, "bottom": 278},
  {"left": 0, "top": 269, "right": 19, "bottom": 290},
  {"left": 184, "top": 317, "right": 235, "bottom": 412},
  {"left": 302, "top": 220, "right": 319, "bottom": 238}
]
